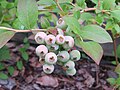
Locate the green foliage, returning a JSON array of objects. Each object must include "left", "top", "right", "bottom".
[
  {"left": 0, "top": 72, "right": 8, "bottom": 79},
  {"left": 17, "top": 60, "right": 23, "bottom": 70},
  {"left": 75, "top": 40, "right": 103, "bottom": 65},
  {"left": 7, "top": 66, "right": 14, "bottom": 76},
  {"left": 0, "top": 30, "right": 15, "bottom": 48},
  {"left": 19, "top": 38, "right": 29, "bottom": 61},
  {"left": 0, "top": 46, "right": 10, "bottom": 61},
  {"left": 17, "top": 0, "right": 38, "bottom": 29}
]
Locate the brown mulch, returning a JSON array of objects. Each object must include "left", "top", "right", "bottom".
[{"left": 0, "top": 42, "right": 115, "bottom": 90}]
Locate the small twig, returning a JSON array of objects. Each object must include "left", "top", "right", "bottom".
[
  {"left": 55, "top": 0, "right": 64, "bottom": 12},
  {"left": 113, "top": 39, "right": 119, "bottom": 65},
  {"left": 0, "top": 26, "right": 47, "bottom": 33}
]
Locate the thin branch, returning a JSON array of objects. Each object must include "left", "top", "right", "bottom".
[
  {"left": 113, "top": 39, "right": 119, "bottom": 65},
  {"left": 0, "top": 26, "right": 47, "bottom": 33},
  {"left": 55, "top": 0, "right": 64, "bottom": 12}
]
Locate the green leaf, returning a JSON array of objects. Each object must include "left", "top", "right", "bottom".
[
  {"left": 0, "top": 63, "right": 5, "bottom": 70},
  {"left": 73, "top": 10, "right": 80, "bottom": 19},
  {"left": 80, "top": 12, "right": 93, "bottom": 21},
  {"left": 63, "top": 16, "right": 81, "bottom": 34},
  {"left": 107, "top": 78, "right": 116, "bottom": 85},
  {"left": 102, "top": 0, "right": 115, "bottom": 10},
  {"left": 116, "top": 77, "right": 120, "bottom": 85},
  {"left": 17, "top": 61, "right": 23, "bottom": 70},
  {"left": 76, "top": 0, "right": 86, "bottom": 8},
  {"left": 0, "top": 30, "right": 15, "bottom": 48},
  {"left": 57, "top": 0, "right": 72, "bottom": 3},
  {"left": 114, "top": 24, "right": 120, "bottom": 34},
  {"left": 80, "top": 25, "right": 113, "bottom": 43},
  {"left": 75, "top": 40, "right": 103, "bottom": 65},
  {"left": 19, "top": 48, "right": 29, "bottom": 61},
  {"left": 111, "top": 10, "right": 120, "bottom": 21},
  {"left": 0, "top": 46, "right": 10, "bottom": 61},
  {"left": 0, "top": 72, "right": 8, "bottom": 80},
  {"left": 17, "top": 0, "right": 38, "bottom": 29},
  {"left": 7, "top": 66, "right": 14, "bottom": 76},
  {"left": 37, "top": 0, "right": 55, "bottom": 5}
]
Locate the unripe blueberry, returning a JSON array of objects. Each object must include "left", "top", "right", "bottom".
[
  {"left": 57, "top": 28, "right": 64, "bottom": 35},
  {"left": 35, "top": 32, "right": 47, "bottom": 44},
  {"left": 47, "top": 44, "right": 59, "bottom": 51},
  {"left": 56, "top": 34, "right": 65, "bottom": 45},
  {"left": 45, "top": 34, "right": 56, "bottom": 45},
  {"left": 63, "top": 36, "right": 74, "bottom": 49},
  {"left": 43, "top": 64, "right": 54, "bottom": 74},
  {"left": 70, "top": 50, "right": 81, "bottom": 61},
  {"left": 45, "top": 52, "right": 57, "bottom": 64},
  {"left": 64, "top": 60, "right": 75, "bottom": 70},
  {"left": 57, "top": 51, "right": 70, "bottom": 62},
  {"left": 56, "top": 18, "right": 67, "bottom": 29},
  {"left": 36, "top": 45, "right": 48, "bottom": 57},
  {"left": 66, "top": 68, "right": 76, "bottom": 76}
]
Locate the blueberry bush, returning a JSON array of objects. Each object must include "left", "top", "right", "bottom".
[{"left": 0, "top": 0, "right": 120, "bottom": 85}]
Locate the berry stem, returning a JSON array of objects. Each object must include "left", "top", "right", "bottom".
[
  {"left": 0, "top": 26, "right": 47, "bottom": 33},
  {"left": 55, "top": 0, "right": 64, "bottom": 12}
]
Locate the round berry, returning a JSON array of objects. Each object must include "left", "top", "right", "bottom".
[
  {"left": 45, "top": 52, "right": 57, "bottom": 64},
  {"left": 70, "top": 50, "right": 81, "bottom": 61},
  {"left": 64, "top": 60, "right": 75, "bottom": 70},
  {"left": 47, "top": 44, "right": 59, "bottom": 51},
  {"left": 35, "top": 32, "right": 47, "bottom": 44},
  {"left": 57, "top": 51, "right": 70, "bottom": 62},
  {"left": 66, "top": 68, "right": 76, "bottom": 76},
  {"left": 63, "top": 36, "right": 74, "bottom": 49},
  {"left": 56, "top": 34, "right": 65, "bottom": 45},
  {"left": 45, "top": 34, "right": 56, "bottom": 45},
  {"left": 56, "top": 18, "right": 67, "bottom": 29},
  {"left": 36, "top": 45, "right": 48, "bottom": 57},
  {"left": 43, "top": 64, "right": 54, "bottom": 74}
]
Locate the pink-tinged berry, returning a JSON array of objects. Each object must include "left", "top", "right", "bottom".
[
  {"left": 36, "top": 45, "right": 48, "bottom": 57},
  {"left": 70, "top": 50, "right": 81, "bottom": 61},
  {"left": 63, "top": 36, "right": 74, "bottom": 49},
  {"left": 56, "top": 34, "right": 65, "bottom": 45},
  {"left": 66, "top": 68, "right": 76, "bottom": 76},
  {"left": 43, "top": 64, "right": 54, "bottom": 74},
  {"left": 45, "top": 34, "right": 56, "bottom": 45},
  {"left": 56, "top": 18, "right": 67, "bottom": 29},
  {"left": 45, "top": 52, "right": 57, "bottom": 64},
  {"left": 64, "top": 60, "right": 75, "bottom": 70},
  {"left": 35, "top": 32, "right": 47, "bottom": 44},
  {"left": 57, "top": 51, "right": 70, "bottom": 62}
]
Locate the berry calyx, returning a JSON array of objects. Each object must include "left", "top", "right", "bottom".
[
  {"left": 64, "top": 60, "right": 75, "bottom": 70},
  {"left": 56, "top": 34, "right": 65, "bottom": 45},
  {"left": 45, "top": 52, "right": 57, "bottom": 64},
  {"left": 45, "top": 34, "right": 56, "bottom": 45}
]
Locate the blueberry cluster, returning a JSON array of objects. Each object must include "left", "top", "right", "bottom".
[{"left": 35, "top": 18, "right": 81, "bottom": 76}]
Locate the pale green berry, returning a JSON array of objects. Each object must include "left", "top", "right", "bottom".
[
  {"left": 57, "top": 51, "right": 70, "bottom": 62},
  {"left": 57, "top": 28, "right": 64, "bottom": 35},
  {"left": 56, "top": 34, "right": 65, "bottom": 45},
  {"left": 47, "top": 44, "right": 59, "bottom": 51},
  {"left": 56, "top": 18, "right": 67, "bottom": 29},
  {"left": 36, "top": 45, "right": 48, "bottom": 57},
  {"left": 70, "top": 50, "right": 81, "bottom": 61},
  {"left": 63, "top": 36, "right": 74, "bottom": 49},
  {"left": 35, "top": 32, "right": 47, "bottom": 44},
  {"left": 64, "top": 60, "right": 75, "bottom": 70},
  {"left": 66, "top": 68, "right": 76, "bottom": 76},
  {"left": 45, "top": 52, "right": 57, "bottom": 64},
  {"left": 45, "top": 34, "right": 56, "bottom": 45},
  {"left": 43, "top": 64, "right": 54, "bottom": 74}
]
